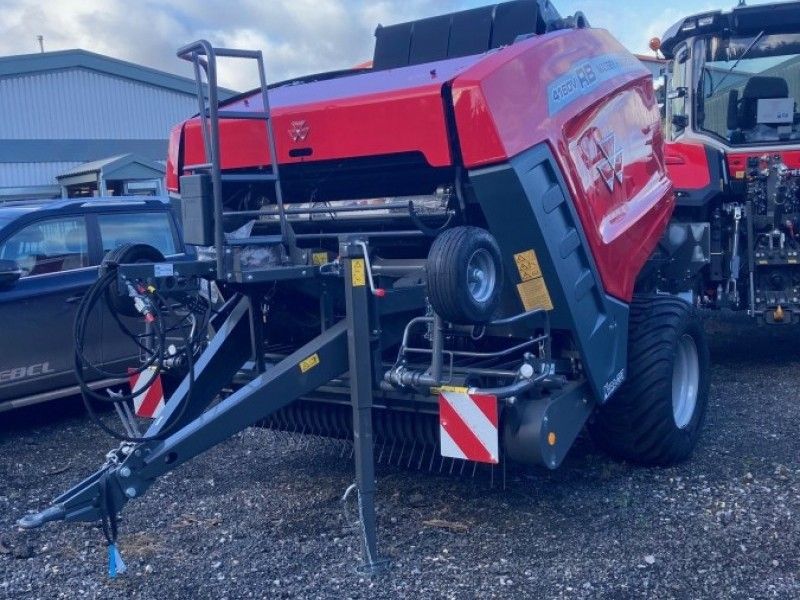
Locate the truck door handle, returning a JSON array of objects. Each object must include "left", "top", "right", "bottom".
[{"left": 66, "top": 294, "right": 85, "bottom": 304}]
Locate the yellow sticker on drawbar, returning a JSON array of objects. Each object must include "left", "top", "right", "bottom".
[
  {"left": 351, "top": 258, "right": 366, "bottom": 287},
  {"left": 514, "top": 250, "right": 543, "bottom": 282},
  {"left": 312, "top": 252, "right": 328, "bottom": 266},
  {"left": 438, "top": 385, "right": 469, "bottom": 394},
  {"left": 517, "top": 278, "right": 554, "bottom": 311},
  {"left": 299, "top": 353, "right": 320, "bottom": 373}
]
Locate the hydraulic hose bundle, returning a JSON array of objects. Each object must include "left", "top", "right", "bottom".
[{"left": 73, "top": 245, "right": 209, "bottom": 442}]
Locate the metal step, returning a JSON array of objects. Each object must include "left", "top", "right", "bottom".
[
  {"left": 209, "top": 110, "right": 271, "bottom": 120},
  {"left": 220, "top": 173, "right": 278, "bottom": 183}
]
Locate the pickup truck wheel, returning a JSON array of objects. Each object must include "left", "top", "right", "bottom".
[
  {"left": 426, "top": 226, "right": 503, "bottom": 324},
  {"left": 102, "top": 243, "right": 165, "bottom": 318},
  {"left": 589, "top": 296, "right": 710, "bottom": 466}
]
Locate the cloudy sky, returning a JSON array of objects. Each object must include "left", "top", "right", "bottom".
[{"left": 0, "top": 0, "right": 779, "bottom": 91}]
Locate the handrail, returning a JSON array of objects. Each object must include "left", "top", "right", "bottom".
[{"left": 177, "top": 39, "right": 293, "bottom": 273}]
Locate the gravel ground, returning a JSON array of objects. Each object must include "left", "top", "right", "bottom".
[{"left": 1, "top": 321, "right": 799, "bottom": 599}]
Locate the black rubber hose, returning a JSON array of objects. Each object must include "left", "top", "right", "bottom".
[{"left": 72, "top": 268, "right": 199, "bottom": 442}]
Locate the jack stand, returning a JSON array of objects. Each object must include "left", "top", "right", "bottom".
[{"left": 341, "top": 239, "right": 390, "bottom": 575}]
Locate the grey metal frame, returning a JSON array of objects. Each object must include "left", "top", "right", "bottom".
[{"left": 19, "top": 241, "right": 410, "bottom": 574}]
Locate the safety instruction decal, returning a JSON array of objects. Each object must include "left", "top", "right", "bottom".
[
  {"left": 514, "top": 249, "right": 553, "bottom": 311},
  {"left": 514, "top": 250, "right": 543, "bottom": 282}
]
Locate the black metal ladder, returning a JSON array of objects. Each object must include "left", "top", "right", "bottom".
[{"left": 177, "top": 40, "right": 295, "bottom": 275}]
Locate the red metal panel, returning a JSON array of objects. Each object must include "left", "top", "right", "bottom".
[
  {"left": 177, "top": 57, "right": 489, "bottom": 175},
  {"left": 182, "top": 91, "right": 453, "bottom": 171},
  {"left": 664, "top": 142, "right": 712, "bottom": 190},
  {"left": 165, "top": 123, "right": 183, "bottom": 193},
  {"left": 451, "top": 28, "right": 673, "bottom": 302}
]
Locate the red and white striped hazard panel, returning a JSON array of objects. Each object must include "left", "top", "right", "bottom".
[
  {"left": 438, "top": 388, "right": 499, "bottom": 464},
  {"left": 128, "top": 367, "right": 165, "bottom": 419}
]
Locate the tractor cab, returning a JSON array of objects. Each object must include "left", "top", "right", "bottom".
[
  {"left": 662, "top": 2, "right": 800, "bottom": 148},
  {"left": 657, "top": 2, "right": 800, "bottom": 324}
]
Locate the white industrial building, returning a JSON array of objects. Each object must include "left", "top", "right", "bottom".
[{"left": 0, "top": 49, "right": 234, "bottom": 200}]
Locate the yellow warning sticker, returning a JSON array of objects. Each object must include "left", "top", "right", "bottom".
[
  {"left": 513, "top": 249, "right": 552, "bottom": 311},
  {"left": 351, "top": 258, "right": 366, "bottom": 287},
  {"left": 299, "top": 353, "right": 320, "bottom": 373},
  {"left": 517, "top": 278, "right": 554, "bottom": 311},
  {"left": 439, "top": 385, "right": 469, "bottom": 393},
  {"left": 312, "top": 252, "right": 328, "bottom": 266},
  {"left": 514, "top": 250, "right": 543, "bottom": 282},
  {"left": 437, "top": 385, "right": 469, "bottom": 394}
]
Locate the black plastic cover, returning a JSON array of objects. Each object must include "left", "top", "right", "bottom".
[
  {"left": 372, "top": 0, "right": 547, "bottom": 70},
  {"left": 469, "top": 144, "right": 629, "bottom": 405},
  {"left": 180, "top": 174, "right": 214, "bottom": 247}
]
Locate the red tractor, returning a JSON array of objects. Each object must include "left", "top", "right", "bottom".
[
  {"left": 659, "top": 1, "right": 800, "bottom": 324},
  {"left": 21, "top": 0, "right": 711, "bottom": 573}
]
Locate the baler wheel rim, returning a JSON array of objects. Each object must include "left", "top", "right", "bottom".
[
  {"left": 466, "top": 248, "right": 497, "bottom": 304},
  {"left": 672, "top": 333, "right": 699, "bottom": 429}
]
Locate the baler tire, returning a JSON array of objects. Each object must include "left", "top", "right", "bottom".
[
  {"left": 102, "top": 243, "right": 166, "bottom": 318},
  {"left": 589, "top": 295, "right": 710, "bottom": 466},
  {"left": 426, "top": 226, "right": 503, "bottom": 325}
]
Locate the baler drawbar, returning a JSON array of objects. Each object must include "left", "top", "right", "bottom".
[{"left": 20, "top": 0, "right": 710, "bottom": 575}]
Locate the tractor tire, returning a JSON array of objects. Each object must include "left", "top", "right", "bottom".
[
  {"left": 102, "top": 243, "right": 165, "bottom": 318},
  {"left": 426, "top": 226, "right": 503, "bottom": 325},
  {"left": 589, "top": 295, "right": 710, "bottom": 466}
]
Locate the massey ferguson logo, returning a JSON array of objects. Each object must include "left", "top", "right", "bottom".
[
  {"left": 288, "top": 120, "right": 309, "bottom": 142},
  {"left": 595, "top": 132, "right": 624, "bottom": 192}
]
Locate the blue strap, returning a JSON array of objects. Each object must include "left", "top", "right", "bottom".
[{"left": 108, "top": 543, "right": 127, "bottom": 577}]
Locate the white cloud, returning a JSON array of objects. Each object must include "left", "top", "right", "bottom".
[
  {"left": 0, "top": 0, "right": 466, "bottom": 91},
  {"left": 0, "top": 0, "right": 784, "bottom": 91}
]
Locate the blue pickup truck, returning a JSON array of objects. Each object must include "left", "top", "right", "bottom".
[{"left": 0, "top": 197, "right": 186, "bottom": 412}]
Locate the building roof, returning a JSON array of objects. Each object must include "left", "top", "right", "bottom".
[
  {"left": 56, "top": 154, "right": 165, "bottom": 188},
  {"left": 0, "top": 49, "right": 236, "bottom": 98},
  {"left": 56, "top": 153, "right": 162, "bottom": 178}
]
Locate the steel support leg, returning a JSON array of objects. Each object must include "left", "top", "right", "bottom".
[{"left": 341, "top": 239, "right": 388, "bottom": 574}]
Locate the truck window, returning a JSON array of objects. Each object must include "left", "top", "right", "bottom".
[
  {"left": 98, "top": 212, "right": 177, "bottom": 256},
  {"left": 0, "top": 217, "right": 88, "bottom": 277}
]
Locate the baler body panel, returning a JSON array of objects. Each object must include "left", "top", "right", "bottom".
[
  {"left": 451, "top": 28, "right": 673, "bottom": 302},
  {"left": 179, "top": 55, "right": 487, "bottom": 176},
  {"left": 166, "top": 123, "right": 183, "bottom": 192},
  {"left": 172, "top": 28, "right": 673, "bottom": 303}
]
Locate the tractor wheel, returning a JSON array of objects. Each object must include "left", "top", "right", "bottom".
[
  {"left": 426, "top": 226, "right": 503, "bottom": 324},
  {"left": 102, "top": 243, "right": 165, "bottom": 318},
  {"left": 589, "top": 295, "right": 710, "bottom": 466}
]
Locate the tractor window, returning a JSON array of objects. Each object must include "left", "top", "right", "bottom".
[
  {"left": 698, "top": 33, "right": 800, "bottom": 145},
  {"left": 668, "top": 46, "right": 690, "bottom": 140}
]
